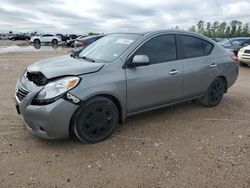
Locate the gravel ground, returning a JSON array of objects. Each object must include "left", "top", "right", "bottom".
[{"left": 0, "top": 40, "right": 250, "bottom": 188}]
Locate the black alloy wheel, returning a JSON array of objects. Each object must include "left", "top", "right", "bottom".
[
  {"left": 202, "top": 78, "right": 225, "bottom": 107},
  {"left": 74, "top": 97, "right": 119, "bottom": 143}
]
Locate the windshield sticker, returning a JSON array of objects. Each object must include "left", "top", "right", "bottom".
[{"left": 115, "top": 39, "right": 134, "bottom": 45}]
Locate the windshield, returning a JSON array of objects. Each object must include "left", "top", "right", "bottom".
[
  {"left": 219, "top": 39, "right": 232, "bottom": 47},
  {"left": 79, "top": 34, "right": 142, "bottom": 63},
  {"left": 231, "top": 38, "right": 247, "bottom": 46},
  {"left": 219, "top": 38, "right": 247, "bottom": 47}
]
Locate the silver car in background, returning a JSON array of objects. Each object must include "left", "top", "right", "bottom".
[{"left": 14, "top": 30, "right": 239, "bottom": 143}]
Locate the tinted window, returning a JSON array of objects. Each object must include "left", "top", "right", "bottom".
[
  {"left": 134, "top": 35, "right": 177, "bottom": 64},
  {"left": 181, "top": 35, "right": 213, "bottom": 58},
  {"left": 204, "top": 40, "right": 213, "bottom": 55}
]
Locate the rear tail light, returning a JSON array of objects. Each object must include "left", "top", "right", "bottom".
[
  {"left": 231, "top": 55, "right": 239, "bottom": 63},
  {"left": 78, "top": 40, "right": 86, "bottom": 45}
]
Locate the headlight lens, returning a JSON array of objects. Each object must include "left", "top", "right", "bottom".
[{"left": 33, "top": 76, "right": 80, "bottom": 104}]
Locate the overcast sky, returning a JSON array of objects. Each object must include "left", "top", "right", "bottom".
[{"left": 1, "top": 0, "right": 250, "bottom": 34}]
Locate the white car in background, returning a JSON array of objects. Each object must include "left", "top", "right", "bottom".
[
  {"left": 31, "top": 34, "right": 61, "bottom": 44},
  {"left": 238, "top": 45, "right": 250, "bottom": 66}
]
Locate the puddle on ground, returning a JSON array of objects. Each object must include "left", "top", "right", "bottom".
[{"left": 0, "top": 43, "right": 66, "bottom": 53}]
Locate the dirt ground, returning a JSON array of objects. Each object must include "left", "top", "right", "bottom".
[{"left": 0, "top": 40, "right": 250, "bottom": 188}]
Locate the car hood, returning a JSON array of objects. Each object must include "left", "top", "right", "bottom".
[{"left": 27, "top": 55, "right": 104, "bottom": 79}]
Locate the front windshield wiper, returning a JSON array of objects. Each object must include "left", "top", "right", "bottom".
[{"left": 80, "top": 56, "right": 95, "bottom": 62}]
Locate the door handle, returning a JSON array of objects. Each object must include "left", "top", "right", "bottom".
[
  {"left": 169, "top": 69, "right": 178, "bottom": 75},
  {"left": 210, "top": 63, "right": 217, "bottom": 68}
]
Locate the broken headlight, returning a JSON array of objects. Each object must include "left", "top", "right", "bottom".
[{"left": 32, "top": 76, "right": 80, "bottom": 105}]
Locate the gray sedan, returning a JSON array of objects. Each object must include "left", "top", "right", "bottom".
[{"left": 14, "top": 30, "right": 239, "bottom": 143}]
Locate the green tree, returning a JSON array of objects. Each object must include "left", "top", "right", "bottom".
[
  {"left": 242, "top": 23, "right": 249, "bottom": 36},
  {"left": 211, "top": 21, "right": 219, "bottom": 38},
  {"left": 174, "top": 26, "right": 181, "bottom": 30},
  {"left": 230, "top": 20, "right": 239, "bottom": 37},
  {"left": 225, "top": 26, "right": 231, "bottom": 38},
  {"left": 188, "top": 26, "right": 196, "bottom": 32},
  {"left": 217, "top": 22, "right": 227, "bottom": 38},
  {"left": 235, "top": 21, "right": 242, "bottom": 37},
  {"left": 206, "top": 22, "right": 212, "bottom": 37},
  {"left": 197, "top": 20, "right": 205, "bottom": 34}
]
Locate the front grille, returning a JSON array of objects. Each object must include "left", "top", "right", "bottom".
[
  {"left": 244, "top": 49, "right": 250, "bottom": 54},
  {"left": 16, "top": 86, "right": 29, "bottom": 101}
]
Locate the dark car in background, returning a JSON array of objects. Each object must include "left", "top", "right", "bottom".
[
  {"left": 74, "top": 35, "right": 105, "bottom": 48},
  {"left": 218, "top": 37, "right": 250, "bottom": 55},
  {"left": 9, "top": 34, "right": 30, "bottom": 41},
  {"left": 56, "top": 34, "right": 67, "bottom": 42},
  {"left": 66, "top": 35, "right": 85, "bottom": 47},
  {"left": 71, "top": 35, "right": 105, "bottom": 58}
]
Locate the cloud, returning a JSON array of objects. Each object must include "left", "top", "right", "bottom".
[{"left": 0, "top": 0, "right": 250, "bottom": 33}]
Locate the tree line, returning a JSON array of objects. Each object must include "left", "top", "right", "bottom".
[{"left": 188, "top": 20, "right": 250, "bottom": 38}]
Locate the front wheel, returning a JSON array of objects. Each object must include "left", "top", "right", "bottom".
[
  {"left": 34, "top": 39, "right": 40, "bottom": 44},
  {"left": 73, "top": 97, "right": 119, "bottom": 143},
  {"left": 201, "top": 78, "right": 225, "bottom": 107}
]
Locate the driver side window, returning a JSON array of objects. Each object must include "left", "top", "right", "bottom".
[{"left": 133, "top": 34, "right": 177, "bottom": 64}]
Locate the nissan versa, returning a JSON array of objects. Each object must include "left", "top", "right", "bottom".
[{"left": 14, "top": 30, "right": 239, "bottom": 143}]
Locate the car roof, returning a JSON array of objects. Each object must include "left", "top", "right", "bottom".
[
  {"left": 107, "top": 30, "right": 215, "bottom": 43},
  {"left": 79, "top": 35, "right": 105, "bottom": 40},
  {"left": 230, "top": 37, "right": 250, "bottom": 40}
]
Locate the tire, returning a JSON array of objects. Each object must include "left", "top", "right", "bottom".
[
  {"left": 52, "top": 39, "right": 58, "bottom": 44},
  {"left": 34, "top": 39, "right": 40, "bottom": 44},
  {"left": 240, "top": 61, "right": 248, "bottom": 67},
  {"left": 73, "top": 97, "right": 119, "bottom": 143},
  {"left": 201, "top": 78, "right": 225, "bottom": 107}
]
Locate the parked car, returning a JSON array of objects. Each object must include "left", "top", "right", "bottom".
[
  {"left": 74, "top": 35, "right": 105, "bottom": 48},
  {"left": 67, "top": 34, "right": 79, "bottom": 40},
  {"left": 71, "top": 35, "right": 106, "bottom": 58},
  {"left": 31, "top": 34, "right": 61, "bottom": 44},
  {"left": 218, "top": 37, "right": 250, "bottom": 55},
  {"left": 56, "top": 33, "right": 67, "bottom": 42},
  {"left": 8, "top": 34, "right": 30, "bottom": 41},
  {"left": 14, "top": 30, "right": 239, "bottom": 143},
  {"left": 66, "top": 35, "right": 85, "bottom": 47},
  {"left": 238, "top": 45, "right": 250, "bottom": 66},
  {"left": 0, "top": 34, "right": 12, "bottom": 40}
]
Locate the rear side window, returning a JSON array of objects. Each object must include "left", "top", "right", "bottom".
[
  {"left": 181, "top": 35, "right": 213, "bottom": 58},
  {"left": 134, "top": 34, "right": 177, "bottom": 64}
]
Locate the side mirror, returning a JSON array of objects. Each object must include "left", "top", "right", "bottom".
[{"left": 128, "top": 55, "right": 150, "bottom": 68}]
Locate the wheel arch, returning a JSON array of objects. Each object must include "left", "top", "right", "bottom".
[{"left": 217, "top": 75, "right": 228, "bottom": 93}]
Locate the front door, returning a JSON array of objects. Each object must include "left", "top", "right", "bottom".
[{"left": 126, "top": 34, "right": 183, "bottom": 114}]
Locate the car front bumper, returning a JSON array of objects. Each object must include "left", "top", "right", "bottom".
[{"left": 14, "top": 81, "right": 78, "bottom": 140}]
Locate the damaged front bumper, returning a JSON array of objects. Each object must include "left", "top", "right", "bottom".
[{"left": 14, "top": 80, "right": 78, "bottom": 139}]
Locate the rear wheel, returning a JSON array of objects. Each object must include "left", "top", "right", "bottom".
[
  {"left": 52, "top": 39, "right": 58, "bottom": 44},
  {"left": 73, "top": 97, "right": 119, "bottom": 143},
  {"left": 201, "top": 78, "right": 225, "bottom": 107}
]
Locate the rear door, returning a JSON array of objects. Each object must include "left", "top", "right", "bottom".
[
  {"left": 178, "top": 35, "right": 215, "bottom": 98},
  {"left": 126, "top": 34, "right": 183, "bottom": 114}
]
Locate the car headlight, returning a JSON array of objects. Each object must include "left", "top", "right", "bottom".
[{"left": 33, "top": 76, "right": 80, "bottom": 105}]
